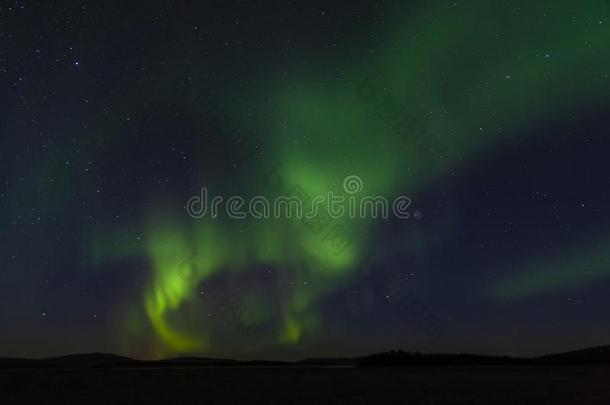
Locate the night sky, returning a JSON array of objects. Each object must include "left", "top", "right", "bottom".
[{"left": 2, "top": 0, "right": 610, "bottom": 361}]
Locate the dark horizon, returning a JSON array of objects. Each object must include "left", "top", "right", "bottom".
[{"left": 4, "top": 343, "right": 610, "bottom": 367}]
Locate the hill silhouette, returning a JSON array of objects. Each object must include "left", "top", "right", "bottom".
[
  {"left": 535, "top": 345, "right": 610, "bottom": 365},
  {"left": 2, "top": 345, "right": 610, "bottom": 369},
  {"left": 0, "top": 353, "right": 137, "bottom": 369}
]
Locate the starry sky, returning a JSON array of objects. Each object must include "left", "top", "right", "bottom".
[{"left": 2, "top": 0, "right": 610, "bottom": 360}]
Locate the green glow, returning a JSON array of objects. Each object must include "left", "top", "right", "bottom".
[
  {"left": 86, "top": 0, "right": 610, "bottom": 357},
  {"left": 489, "top": 237, "right": 610, "bottom": 301}
]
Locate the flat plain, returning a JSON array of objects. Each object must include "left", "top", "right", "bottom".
[{"left": 1, "top": 365, "right": 610, "bottom": 404}]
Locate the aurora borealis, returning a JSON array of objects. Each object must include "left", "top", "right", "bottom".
[{"left": 2, "top": 0, "right": 610, "bottom": 360}]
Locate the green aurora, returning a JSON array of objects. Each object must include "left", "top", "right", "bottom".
[{"left": 78, "top": 0, "right": 610, "bottom": 358}]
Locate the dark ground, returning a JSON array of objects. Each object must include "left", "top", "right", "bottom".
[{"left": 1, "top": 366, "right": 610, "bottom": 404}]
